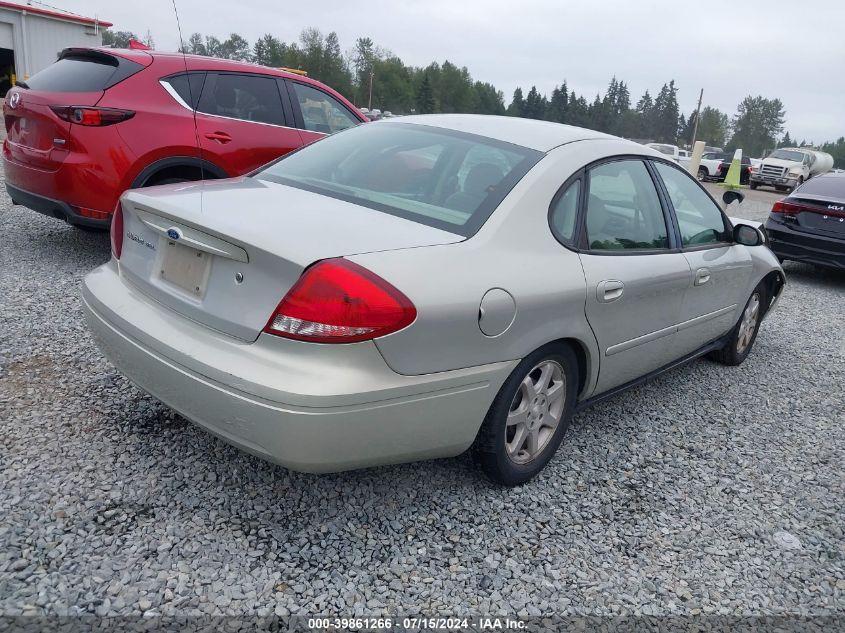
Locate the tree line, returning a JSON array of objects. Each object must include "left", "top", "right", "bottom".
[{"left": 102, "top": 28, "right": 843, "bottom": 165}]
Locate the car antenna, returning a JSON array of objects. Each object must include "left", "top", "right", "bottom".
[{"left": 171, "top": 0, "right": 206, "bottom": 190}]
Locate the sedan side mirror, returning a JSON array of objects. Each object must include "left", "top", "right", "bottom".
[
  {"left": 723, "top": 190, "right": 745, "bottom": 206},
  {"left": 734, "top": 224, "right": 763, "bottom": 246}
]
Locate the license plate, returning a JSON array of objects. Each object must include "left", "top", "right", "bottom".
[{"left": 159, "top": 240, "right": 210, "bottom": 297}]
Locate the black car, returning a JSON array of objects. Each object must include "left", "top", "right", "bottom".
[
  {"left": 716, "top": 156, "right": 752, "bottom": 185},
  {"left": 765, "top": 172, "right": 845, "bottom": 269}
]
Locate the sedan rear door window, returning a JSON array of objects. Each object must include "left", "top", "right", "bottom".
[{"left": 585, "top": 160, "right": 668, "bottom": 250}]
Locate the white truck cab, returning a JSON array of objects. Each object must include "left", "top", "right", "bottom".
[{"left": 751, "top": 148, "right": 834, "bottom": 192}]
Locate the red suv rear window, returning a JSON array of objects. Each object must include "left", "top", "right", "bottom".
[{"left": 26, "top": 53, "right": 143, "bottom": 92}]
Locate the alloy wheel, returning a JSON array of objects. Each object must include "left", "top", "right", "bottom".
[
  {"left": 505, "top": 360, "right": 566, "bottom": 464},
  {"left": 736, "top": 292, "right": 760, "bottom": 354}
]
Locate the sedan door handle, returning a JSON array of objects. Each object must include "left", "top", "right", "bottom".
[
  {"left": 694, "top": 268, "right": 711, "bottom": 286},
  {"left": 597, "top": 280, "right": 624, "bottom": 303},
  {"left": 204, "top": 131, "right": 232, "bottom": 144}
]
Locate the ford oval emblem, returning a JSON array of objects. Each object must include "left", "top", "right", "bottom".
[
  {"left": 166, "top": 227, "right": 181, "bottom": 240},
  {"left": 9, "top": 91, "right": 20, "bottom": 109}
]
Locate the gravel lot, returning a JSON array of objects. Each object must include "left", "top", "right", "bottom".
[{"left": 1, "top": 175, "right": 844, "bottom": 620}]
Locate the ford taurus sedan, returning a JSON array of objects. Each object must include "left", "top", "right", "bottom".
[{"left": 82, "top": 115, "right": 785, "bottom": 485}]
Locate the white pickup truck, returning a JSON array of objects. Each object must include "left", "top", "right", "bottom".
[
  {"left": 750, "top": 148, "right": 834, "bottom": 192},
  {"left": 695, "top": 152, "right": 727, "bottom": 181},
  {"left": 645, "top": 143, "right": 691, "bottom": 168}
]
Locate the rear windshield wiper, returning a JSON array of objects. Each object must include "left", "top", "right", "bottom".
[{"left": 15, "top": 80, "right": 29, "bottom": 89}]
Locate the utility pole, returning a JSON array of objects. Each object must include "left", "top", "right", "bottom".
[
  {"left": 368, "top": 70, "right": 374, "bottom": 111},
  {"left": 690, "top": 88, "right": 703, "bottom": 147}
]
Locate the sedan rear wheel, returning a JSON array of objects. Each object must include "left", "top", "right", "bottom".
[{"left": 473, "top": 343, "right": 578, "bottom": 486}]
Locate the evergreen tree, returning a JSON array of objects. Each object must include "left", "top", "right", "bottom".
[
  {"left": 507, "top": 87, "right": 525, "bottom": 117},
  {"left": 778, "top": 131, "right": 793, "bottom": 148},
  {"left": 416, "top": 73, "right": 435, "bottom": 114},
  {"left": 652, "top": 81, "right": 679, "bottom": 143},
  {"left": 523, "top": 86, "right": 546, "bottom": 119},
  {"left": 546, "top": 82, "right": 568, "bottom": 123}
]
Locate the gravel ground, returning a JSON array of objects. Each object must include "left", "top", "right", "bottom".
[{"left": 1, "top": 178, "right": 844, "bottom": 620}]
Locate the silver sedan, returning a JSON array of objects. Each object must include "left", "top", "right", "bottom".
[{"left": 83, "top": 115, "right": 785, "bottom": 485}]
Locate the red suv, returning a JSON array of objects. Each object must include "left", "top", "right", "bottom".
[{"left": 3, "top": 48, "right": 366, "bottom": 228}]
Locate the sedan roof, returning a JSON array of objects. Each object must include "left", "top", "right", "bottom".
[{"left": 390, "top": 114, "right": 621, "bottom": 153}]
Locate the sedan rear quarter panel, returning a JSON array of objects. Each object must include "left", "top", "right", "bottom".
[{"left": 353, "top": 139, "right": 652, "bottom": 396}]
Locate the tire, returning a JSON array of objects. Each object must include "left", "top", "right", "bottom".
[
  {"left": 750, "top": 182, "right": 758, "bottom": 190},
  {"left": 697, "top": 168, "right": 707, "bottom": 181},
  {"left": 709, "top": 283, "right": 767, "bottom": 366},
  {"left": 790, "top": 177, "right": 804, "bottom": 193},
  {"left": 473, "top": 343, "right": 578, "bottom": 486}
]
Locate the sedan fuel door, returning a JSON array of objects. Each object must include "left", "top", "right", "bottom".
[
  {"left": 652, "top": 161, "right": 753, "bottom": 356},
  {"left": 574, "top": 159, "right": 692, "bottom": 394}
]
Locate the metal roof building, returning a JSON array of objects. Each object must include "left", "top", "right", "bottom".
[{"left": 0, "top": 1, "right": 111, "bottom": 95}]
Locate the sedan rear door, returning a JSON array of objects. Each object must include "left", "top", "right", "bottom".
[{"left": 575, "top": 158, "right": 692, "bottom": 394}]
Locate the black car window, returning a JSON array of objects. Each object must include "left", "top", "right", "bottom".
[
  {"left": 585, "top": 160, "right": 668, "bottom": 251},
  {"left": 26, "top": 54, "right": 143, "bottom": 92},
  {"left": 289, "top": 82, "right": 359, "bottom": 134},
  {"left": 162, "top": 73, "right": 206, "bottom": 110},
  {"left": 793, "top": 174, "right": 845, "bottom": 197},
  {"left": 197, "top": 73, "right": 285, "bottom": 126},
  {"left": 654, "top": 162, "right": 730, "bottom": 247}
]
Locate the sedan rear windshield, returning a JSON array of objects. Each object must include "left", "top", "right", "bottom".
[
  {"left": 254, "top": 122, "right": 542, "bottom": 236},
  {"left": 795, "top": 174, "right": 845, "bottom": 198}
]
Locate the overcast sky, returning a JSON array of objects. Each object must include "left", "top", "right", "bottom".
[{"left": 57, "top": 0, "right": 844, "bottom": 143}]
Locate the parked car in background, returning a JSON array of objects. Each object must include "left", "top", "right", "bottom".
[
  {"left": 717, "top": 155, "right": 753, "bottom": 185},
  {"left": 84, "top": 115, "right": 784, "bottom": 485},
  {"left": 765, "top": 172, "right": 845, "bottom": 269},
  {"left": 3, "top": 47, "right": 366, "bottom": 229},
  {"left": 697, "top": 151, "right": 727, "bottom": 181},
  {"left": 750, "top": 148, "right": 834, "bottom": 192}
]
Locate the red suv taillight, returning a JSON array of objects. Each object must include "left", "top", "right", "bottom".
[
  {"left": 264, "top": 258, "right": 416, "bottom": 343},
  {"left": 50, "top": 106, "right": 135, "bottom": 126},
  {"left": 110, "top": 205, "right": 123, "bottom": 259}
]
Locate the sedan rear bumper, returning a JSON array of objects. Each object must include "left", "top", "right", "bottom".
[
  {"left": 82, "top": 261, "right": 515, "bottom": 472},
  {"left": 765, "top": 218, "right": 845, "bottom": 270}
]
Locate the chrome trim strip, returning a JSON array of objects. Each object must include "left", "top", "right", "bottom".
[
  {"left": 676, "top": 304, "right": 737, "bottom": 332},
  {"left": 606, "top": 324, "right": 675, "bottom": 357},
  {"left": 606, "top": 304, "right": 737, "bottom": 356},
  {"left": 158, "top": 79, "right": 321, "bottom": 136},
  {"left": 133, "top": 205, "right": 249, "bottom": 263}
]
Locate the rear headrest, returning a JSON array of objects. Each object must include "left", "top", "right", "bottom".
[{"left": 464, "top": 163, "right": 504, "bottom": 196}]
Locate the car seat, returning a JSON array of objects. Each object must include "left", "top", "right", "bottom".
[{"left": 444, "top": 163, "right": 504, "bottom": 213}]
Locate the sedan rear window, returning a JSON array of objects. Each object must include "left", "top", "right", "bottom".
[
  {"left": 254, "top": 123, "right": 541, "bottom": 236},
  {"left": 794, "top": 174, "right": 845, "bottom": 198},
  {"left": 25, "top": 54, "right": 143, "bottom": 92}
]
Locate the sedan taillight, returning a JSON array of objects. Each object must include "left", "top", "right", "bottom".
[
  {"left": 50, "top": 106, "right": 135, "bottom": 126},
  {"left": 771, "top": 200, "right": 845, "bottom": 218},
  {"left": 264, "top": 259, "right": 416, "bottom": 343},
  {"left": 110, "top": 205, "right": 124, "bottom": 259}
]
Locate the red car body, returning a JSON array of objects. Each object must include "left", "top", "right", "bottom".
[{"left": 3, "top": 48, "right": 366, "bottom": 228}]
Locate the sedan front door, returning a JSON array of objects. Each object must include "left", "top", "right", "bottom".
[{"left": 575, "top": 159, "right": 692, "bottom": 394}]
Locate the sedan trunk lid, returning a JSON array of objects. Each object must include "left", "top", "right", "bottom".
[{"left": 117, "top": 177, "right": 463, "bottom": 341}]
